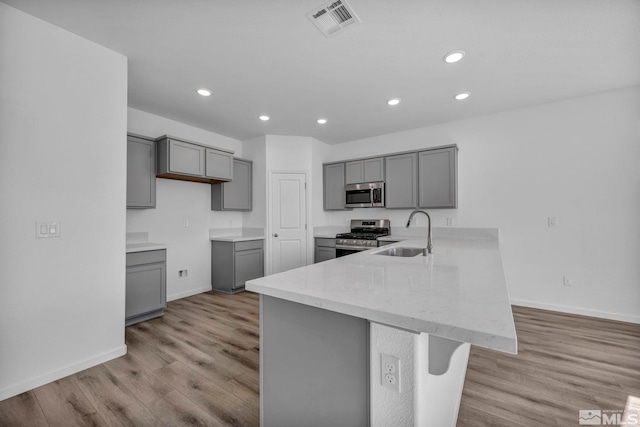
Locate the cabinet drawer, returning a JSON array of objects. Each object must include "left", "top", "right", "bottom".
[
  {"left": 315, "top": 238, "right": 336, "bottom": 248},
  {"left": 234, "top": 240, "right": 263, "bottom": 252},
  {"left": 126, "top": 249, "right": 166, "bottom": 267}
]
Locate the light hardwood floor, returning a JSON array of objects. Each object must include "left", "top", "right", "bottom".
[{"left": 1, "top": 292, "right": 638, "bottom": 426}]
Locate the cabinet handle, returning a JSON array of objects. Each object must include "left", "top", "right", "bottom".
[{"left": 273, "top": 233, "right": 278, "bottom": 238}]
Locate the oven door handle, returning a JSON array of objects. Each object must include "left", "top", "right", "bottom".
[{"left": 335, "top": 245, "right": 370, "bottom": 251}]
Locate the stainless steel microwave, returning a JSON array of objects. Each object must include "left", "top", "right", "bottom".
[{"left": 345, "top": 182, "right": 385, "bottom": 208}]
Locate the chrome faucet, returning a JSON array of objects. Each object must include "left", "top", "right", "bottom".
[{"left": 406, "top": 209, "right": 433, "bottom": 255}]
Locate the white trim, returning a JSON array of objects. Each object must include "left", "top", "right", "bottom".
[
  {"left": 0, "top": 345, "right": 127, "bottom": 401},
  {"left": 510, "top": 299, "right": 640, "bottom": 324},
  {"left": 167, "top": 286, "right": 212, "bottom": 302}
]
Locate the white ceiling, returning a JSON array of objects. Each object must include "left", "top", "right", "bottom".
[{"left": 3, "top": 0, "right": 639, "bottom": 144}]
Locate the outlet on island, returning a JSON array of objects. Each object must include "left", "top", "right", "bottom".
[
  {"left": 178, "top": 269, "right": 189, "bottom": 279},
  {"left": 381, "top": 353, "right": 400, "bottom": 392}
]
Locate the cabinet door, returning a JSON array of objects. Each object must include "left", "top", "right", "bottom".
[
  {"left": 364, "top": 157, "right": 384, "bottom": 182},
  {"left": 345, "top": 161, "right": 364, "bottom": 184},
  {"left": 169, "top": 139, "right": 205, "bottom": 176},
  {"left": 212, "top": 158, "right": 252, "bottom": 211},
  {"left": 205, "top": 148, "right": 233, "bottom": 181},
  {"left": 234, "top": 249, "right": 264, "bottom": 289},
  {"left": 127, "top": 135, "right": 156, "bottom": 209},
  {"left": 323, "top": 163, "right": 348, "bottom": 210},
  {"left": 418, "top": 147, "right": 457, "bottom": 208},
  {"left": 315, "top": 246, "right": 336, "bottom": 263},
  {"left": 125, "top": 262, "right": 166, "bottom": 319},
  {"left": 385, "top": 153, "right": 418, "bottom": 208}
]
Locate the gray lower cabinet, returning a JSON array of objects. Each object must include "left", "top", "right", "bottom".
[
  {"left": 385, "top": 152, "right": 418, "bottom": 208},
  {"left": 125, "top": 249, "right": 166, "bottom": 326},
  {"left": 211, "top": 239, "right": 264, "bottom": 293},
  {"left": 323, "top": 162, "right": 349, "bottom": 210},
  {"left": 156, "top": 135, "right": 234, "bottom": 184},
  {"left": 418, "top": 146, "right": 458, "bottom": 208},
  {"left": 126, "top": 133, "right": 156, "bottom": 209},
  {"left": 345, "top": 158, "right": 384, "bottom": 184},
  {"left": 211, "top": 158, "right": 252, "bottom": 211},
  {"left": 314, "top": 238, "right": 336, "bottom": 263}
]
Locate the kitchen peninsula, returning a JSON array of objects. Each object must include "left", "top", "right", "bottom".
[{"left": 246, "top": 228, "right": 517, "bottom": 427}]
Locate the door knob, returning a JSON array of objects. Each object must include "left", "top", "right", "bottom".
[{"left": 273, "top": 233, "right": 278, "bottom": 237}]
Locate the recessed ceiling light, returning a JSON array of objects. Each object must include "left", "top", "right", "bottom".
[
  {"left": 317, "top": 118, "right": 328, "bottom": 124},
  {"left": 259, "top": 115, "right": 270, "bottom": 121},
  {"left": 196, "top": 88, "right": 212, "bottom": 97},
  {"left": 454, "top": 92, "right": 470, "bottom": 100},
  {"left": 387, "top": 98, "right": 401, "bottom": 106},
  {"left": 444, "top": 51, "right": 465, "bottom": 64}
]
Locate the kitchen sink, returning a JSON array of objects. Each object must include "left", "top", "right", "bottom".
[{"left": 374, "top": 247, "right": 425, "bottom": 257}]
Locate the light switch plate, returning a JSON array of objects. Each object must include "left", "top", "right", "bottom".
[{"left": 36, "top": 221, "right": 60, "bottom": 238}]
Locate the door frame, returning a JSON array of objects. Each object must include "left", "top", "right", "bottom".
[{"left": 266, "top": 170, "right": 310, "bottom": 276}]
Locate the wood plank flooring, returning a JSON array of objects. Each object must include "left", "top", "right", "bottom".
[
  {"left": 1, "top": 292, "right": 638, "bottom": 426},
  {"left": 0, "top": 291, "right": 260, "bottom": 427},
  {"left": 458, "top": 306, "right": 640, "bottom": 427}
]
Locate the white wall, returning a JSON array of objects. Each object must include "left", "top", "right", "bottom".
[
  {"left": 0, "top": 3, "right": 128, "bottom": 400},
  {"left": 325, "top": 87, "right": 640, "bottom": 323},
  {"left": 126, "top": 108, "right": 244, "bottom": 301}
]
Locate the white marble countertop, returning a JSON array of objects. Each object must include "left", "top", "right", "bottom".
[
  {"left": 247, "top": 231, "right": 517, "bottom": 354},
  {"left": 126, "top": 242, "right": 167, "bottom": 253},
  {"left": 209, "top": 228, "right": 265, "bottom": 242},
  {"left": 125, "top": 232, "right": 166, "bottom": 253}
]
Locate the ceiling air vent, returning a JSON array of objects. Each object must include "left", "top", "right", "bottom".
[{"left": 307, "top": 0, "right": 361, "bottom": 37}]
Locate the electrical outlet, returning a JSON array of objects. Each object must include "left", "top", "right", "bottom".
[
  {"left": 183, "top": 219, "right": 190, "bottom": 227},
  {"left": 548, "top": 216, "right": 557, "bottom": 227},
  {"left": 563, "top": 276, "right": 573, "bottom": 286},
  {"left": 381, "top": 353, "right": 400, "bottom": 392},
  {"left": 447, "top": 217, "right": 455, "bottom": 226},
  {"left": 178, "top": 269, "right": 189, "bottom": 279}
]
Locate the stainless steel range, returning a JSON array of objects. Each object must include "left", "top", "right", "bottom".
[{"left": 335, "top": 219, "right": 390, "bottom": 257}]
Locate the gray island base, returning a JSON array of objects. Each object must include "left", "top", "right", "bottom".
[{"left": 247, "top": 228, "right": 517, "bottom": 427}]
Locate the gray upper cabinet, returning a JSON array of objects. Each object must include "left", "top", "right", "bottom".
[
  {"left": 205, "top": 148, "right": 233, "bottom": 181},
  {"left": 364, "top": 158, "right": 384, "bottom": 182},
  {"left": 212, "top": 158, "right": 252, "bottom": 211},
  {"left": 156, "top": 135, "right": 234, "bottom": 184},
  {"left": 126, "top": 133, "right": 156, "bottom": 209},
  {"left": 418, "top": 146, "right": 458, "bottom": 208},
  {"left": 385, "top": 152, "right": 418, "bottom": 208},
  {"left": 345, "top": 161, "right": 364, "bottom": 184},
  {"left": 323, "top": 162, "right": 349, "bottom": 210},
  {"left": 345, "top": 158, "right": 384, "bottom": 184},
  {"left": 168, "top": 139, "right": 205, "bottom": 176}
]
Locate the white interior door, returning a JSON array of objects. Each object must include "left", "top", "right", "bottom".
[{"left": 270, "top": 172, "right": 307, "bottom": 274}]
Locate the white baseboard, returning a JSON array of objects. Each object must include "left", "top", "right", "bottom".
[
  {"left": 510, "top": 299, "right": 640, "bottom": 324},
  {"left": 0, "top": 345, "right": 127, "bottom": 401},
  {"left": 167, "top": 285, "right": 211, "bottom": 302}
]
